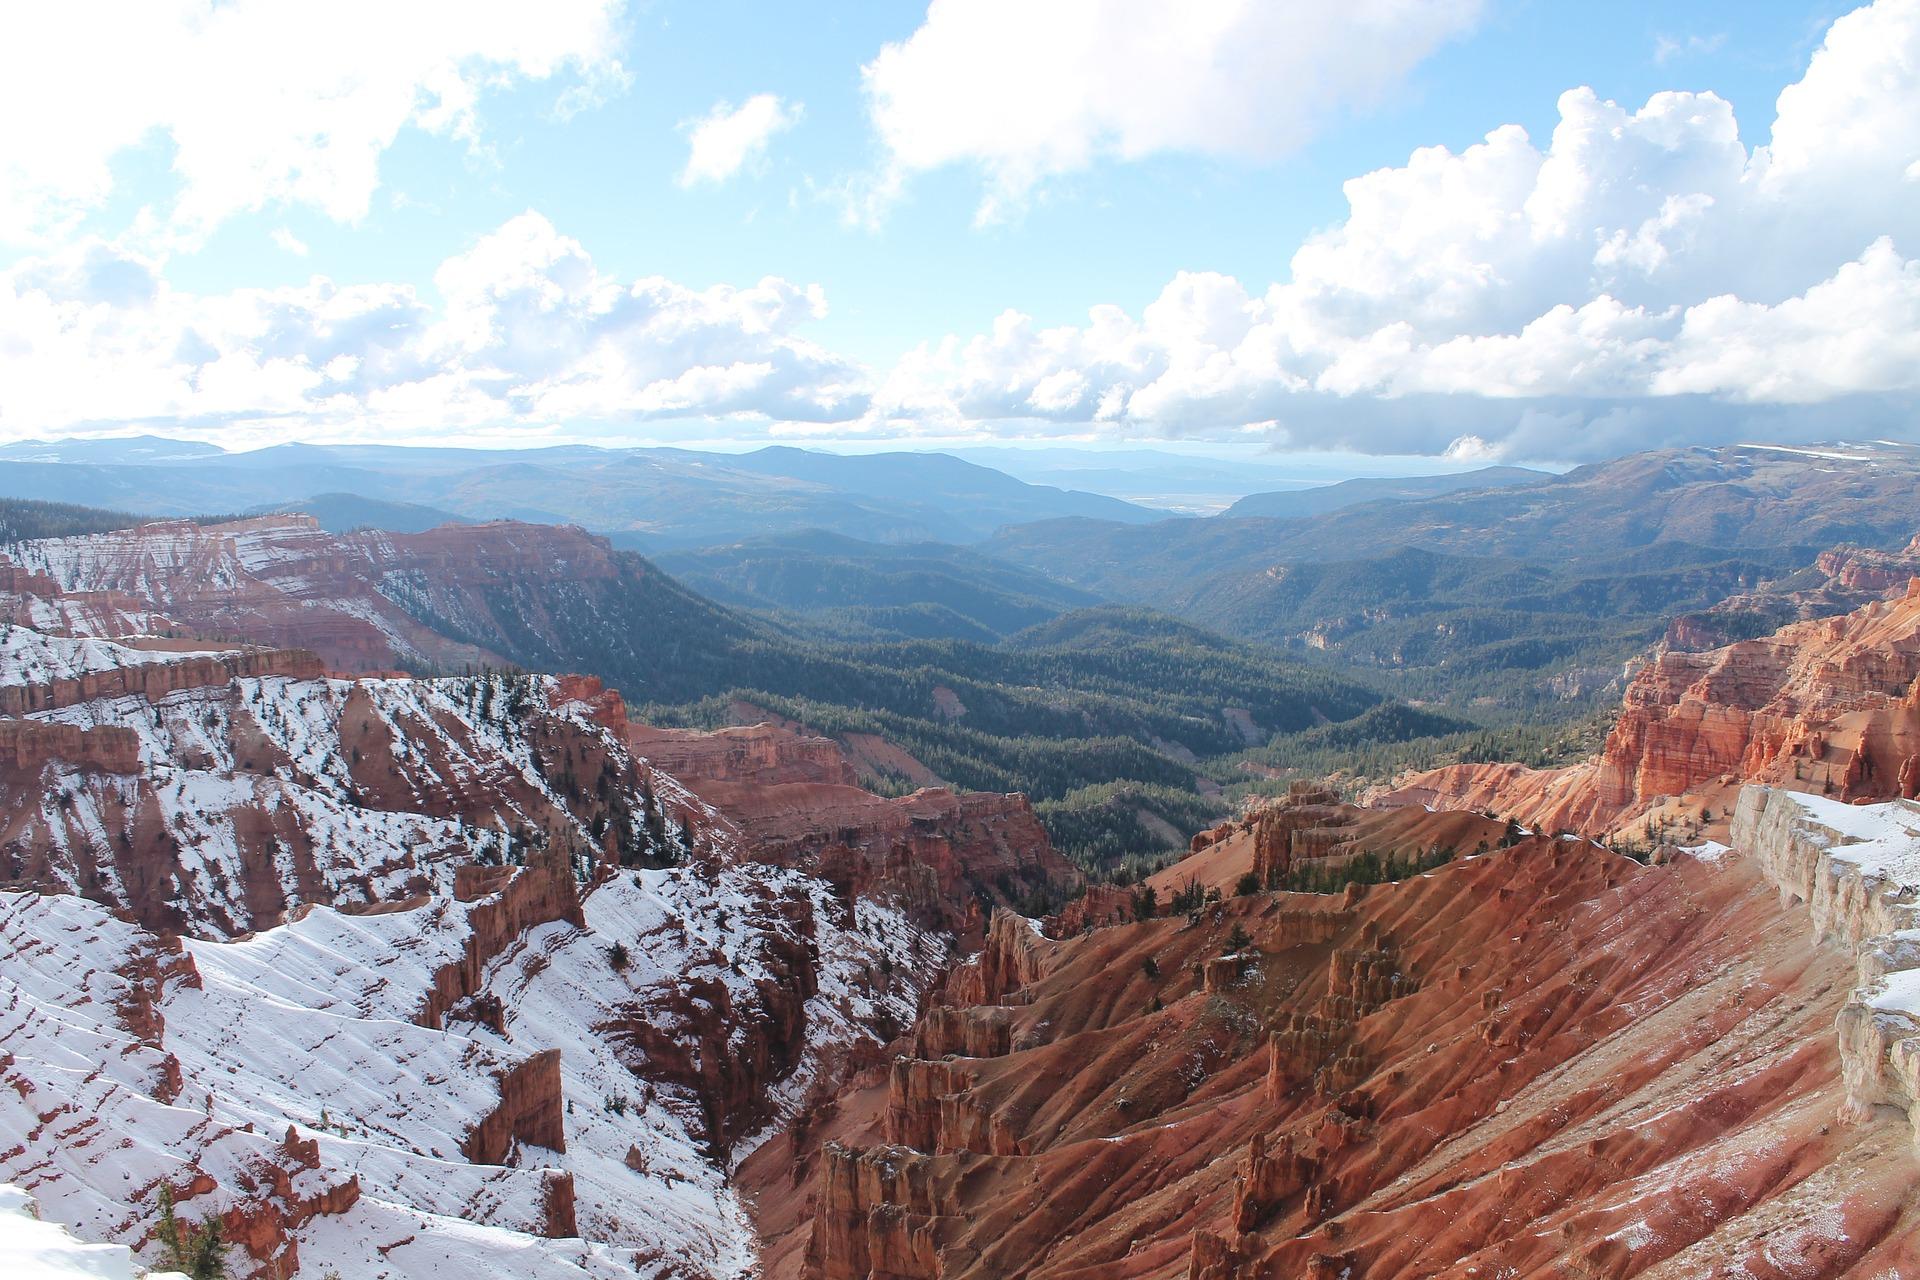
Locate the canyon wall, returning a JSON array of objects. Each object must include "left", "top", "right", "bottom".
[
  {"left": 1386, "top": 576, "right": 1920, "bottom": 840},
  {"left": 744, "top": 799, "right": 1920, "bottom": 1278},
  {"left": 1736, "top": 785, "right": 1920, "bottom": 1134}
]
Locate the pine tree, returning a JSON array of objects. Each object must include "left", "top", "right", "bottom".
[{"left": 154, "top": 1186, "right": 229, "bottom": 1280}]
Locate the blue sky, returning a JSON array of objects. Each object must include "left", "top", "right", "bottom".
[
  {"left": 1, "top": 0, "right": 1915, "bottom": 463},
  {"left": 158, "top": 0, "right": 1838, "bottom": 362}
]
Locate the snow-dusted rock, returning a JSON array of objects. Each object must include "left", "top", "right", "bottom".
[{"left": 1735, "top": 784, "right": 1920, "bottom": 1136}]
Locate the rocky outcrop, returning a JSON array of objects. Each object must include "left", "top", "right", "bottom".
[
  {"left": 628, "top": 721, "right": 858, "bottom": 788},
  {"left": 1736, "top": 784, "right": 1920, "bottom": 1134},
  {"left": 938, "top": 909, "right": 1049, "bottom": 1006},
  {"left": 214, "top": 1129, "right": 364, "bottom": 1279},
  {"left": 1169, "top": 784, "right": 1507, "bottom": 897},
  {"left": 0, "top": 555, "right": 171, "bottom": 639},
  {"left": 745, "top": 813, "right": 1920, "bottom": 1278},
  {"left": 1388, "top": 578, "right": 1920, "bottom": 839},
  {"left": 5, "top": 515, "right": 641, "bottom": 675},
  {"left": 462, "top": 1049, "right": 569, "bottom": 1164},
  {"left": 607, "top": 879, "right": 821, "bottom": 1153},
  {"left": 804, "top": 1144, "right": 966, "bottom": 1280},
  {"left": 421, "top": 859, "right": 585, "bottom": 1030},
  {"left": 688, "top": 779, "right": 1079, "bottom": 937},
  {"left": 0, "top": 644, "right": 323, "bottom": 717},
  {"left": 0, "top": 718, "right": 139, "bottom": 773},
  {"left": 1666, "top": 534, "right": 1920, "bottom": 651},
  {"left": 913, "top": 1006, "right": 1012, "bottom": 1060}
]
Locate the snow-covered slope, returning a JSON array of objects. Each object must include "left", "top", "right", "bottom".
[
  {"left": 3, "top": 658, "right": 686, "bottom": 935},
  {"left": 0, "top": 1185, "right": 188, "bottom": 1280},
  {"left": 0, "top": 616, "right": 956, "bottom": 1279}
]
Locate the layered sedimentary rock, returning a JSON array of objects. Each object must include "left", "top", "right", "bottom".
[
  {"left": 0, "top": 645, "right": 677, "bottom": 936},
  {"left": 743, "top": 811, "right": 1920, "bottom": 1278},
  {"left": 1158, "top": 781, "right": 1507, "bottom": 898},
  {"left": 628, "top": 721, "right": 858, "bottom": 788},
  {"left": 680, "top": 774, "right": 1078, "bottom": 938},
  {"left": 3, "top": 515, "right": 650, "bottom": 676},
  {"left": 0, "top": 555, "right": 177, "bottom": 640},
  {"left": 0, "top": 602, "right": 968, "bottom": 1277},
  {"left": 1667, "top": 533, "right": 1920, "bottom": 651},
  {"left": 1388, "top": 577, "right": 1920, "bottom": 839},
  {"left": 1737, "top": 785, "right": 1920, "bottom": 1133}
]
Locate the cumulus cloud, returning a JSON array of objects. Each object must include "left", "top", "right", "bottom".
[
  {"left": 679, "top": 94, "right": 802, "bottom": 186},
  {"left": 867, "top": 0, "right": 1920, "bottom": 458},
  {"left": 7, "top": 0, "right": 1920, "bottom": 462},
  {"left": 0, "top": 0, "right": 627, "bottom": 245},
  {"left": 859, "top": 0, "right": 1483, "bottom": 222},
  {"left": 0, "top": 213, "right": 865, "bottom": 445}
]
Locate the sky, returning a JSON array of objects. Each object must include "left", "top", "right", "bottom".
[{"left": 0, "top": 0, "right": 1916, "bottom": 466}]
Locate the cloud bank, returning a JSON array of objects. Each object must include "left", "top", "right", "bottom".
[
  {"left": 860, "top": 0, "right": 1484, "bottom": 223},
  {"left": 1, "top": 0, "right": 1918, "bottom": 461},
  {"left": 870, "top": 0, "right": 1920, "bottom": 457},
  {"left": 0, "top": 0, "right": 627, "bottom": 245},
  {"left": 0, "top": 214, "right": 864, "bottom": 446}
]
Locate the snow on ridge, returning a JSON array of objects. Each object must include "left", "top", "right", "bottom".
[
  {"left": 1, "top": 851, "right": 936, "bottom": 1278},
  {"left": 0, "top": 887, "right": 621, "bottom": 1275},
  {"left": 0, "top": 614, "right": 955, "bottom": 1276},
  {"left": 0, "top": 627, "right": 235, "bottom": 688},
  {"left": 1737, "top": 442, "right": 1885, "bottom": 463},
  {"left": 1734, "top": 785, "right": 1920, "bottom": 1135}
]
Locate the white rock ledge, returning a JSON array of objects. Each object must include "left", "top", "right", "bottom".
[{"left": 1735, "top": 784, "right": 1920, "bottom": 1134}]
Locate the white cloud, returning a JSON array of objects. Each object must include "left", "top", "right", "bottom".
[
  {"left": 0, "top": 0, "right": 627, "bottom": 245},
  {"left": 859, "top": 0, "right": 1483, "bottom": 222},
  {"left": 866, "top": 0, "right": 1920, "bottom": 458},
  {"left": 270, "top": 228, "right": 310, "bottom": 257},
  {"left": 0, "top": 213, "right": 865, "bottom": 446},
  {"left": 679, "top": 94, "right": 802, "bottom": 187},
  {"left": 7, "top": 0, "right": 1920, "bottom": 463},
  {"left": 1654, "top": 32, "right": 1727, "bottom": 65}
]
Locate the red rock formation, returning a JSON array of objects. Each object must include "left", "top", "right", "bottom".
[
  {"left": 804, "top": 1143, "right": 963, "bottom": 1280},
  {"left": 462, "top": 1048, "right": 568, "bottom": 1164},
  {"left": 421, "top": 857, "right": 585, "bottom": 1030},
  {"left": 604, "top": 876, "right": 822, "bottom": 1153},
  {"left": 937, "top": 908, "right": 1047, "bottom": 1007},
  {"left": 688, "top": 777, "right": 1079, "bottom": 937},
  {"left": 628, "top": 720, "right": 858, "bottom": 788},
  {"left": 743, "top": 818, "right": 1920, "bottom": 1279},
  {"left": 1389, "top": 578, "right": 1920, "bottom": 839},
  {"left": 1159, "top": 784, "right": 1506, "bottom": 899},
  {"left": 212, "top": 1129, "right": 364, "bottom": 1279},
  {"left": 0, "top": 718, "right": 139, "bottom": 772},
  {"left": 0, "top": 644, "right": 323, "bottom": 717},
  {"left": 912, "top": 1006, "right": 1012, "bottom": 1060},
  {"left": 6, "top": 515, "right": 641, "bottom": 674},
  {"left": 1666, "top": 533, "right": 1920, "bottom": 650}
]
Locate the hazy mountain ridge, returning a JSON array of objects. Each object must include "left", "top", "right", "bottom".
[
  {"left": 984, "top": 443, "right": 1920, "bottom": 709},
  {"left": 1221, "top": 464, "right": 1549, "bottom": 518},
  {"left": 0, "top": 437, "right": 1158, "bottom": 548}
]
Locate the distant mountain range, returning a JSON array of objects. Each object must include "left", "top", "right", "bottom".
[
  {"left": 654, "top": 530, "right": 1103, "bottom": 644},
  {"left": 0, "top": 436, "right": 1159, "bottom": 547},
  {"left": 8, "top": 436, "right": 1916, "bottom": 727},
  {"left": 1222, "top": 464, "right": 1548, "bottom": 518},
  {"left": 985, "top": 443, "right": 1920, "bottom": 708}
]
